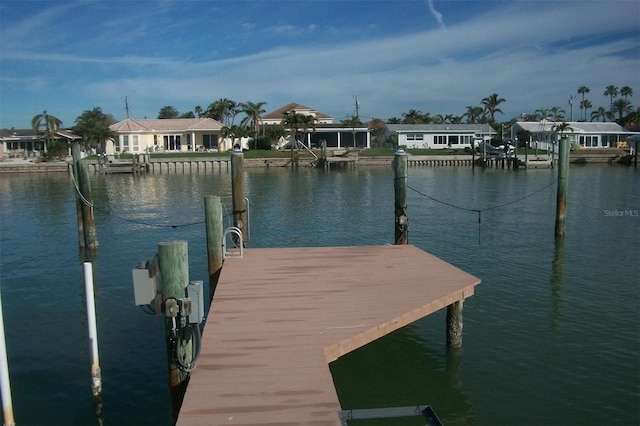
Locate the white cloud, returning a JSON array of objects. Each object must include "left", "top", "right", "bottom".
[{"left": 1, "top": 0, "right": 638, "bottom": 127}]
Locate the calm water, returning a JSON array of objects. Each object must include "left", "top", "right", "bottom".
[{"left": 0, "top": 163, "right": 638, "bottom": 425}]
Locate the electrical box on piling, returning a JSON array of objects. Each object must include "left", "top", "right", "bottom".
[
  {"left": 187, "top": 281, "right": 204, "bottom": 324},
  {"left": 132, "top": 260, "right": 158, "bottom": 305}
]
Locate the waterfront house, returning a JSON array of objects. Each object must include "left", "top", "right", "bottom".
[
  {"left": 261, "top": 102, "right": 371, "bottom": 149},
  {"left": 0, "top": 128, "right": 80, "bottom": 158},
  {"left": 108, "top": 118, "right": 225, "bottom": 154},
  {"left": 384, "top": 124, "right": 496, "bottom": 150},
  {"left": 510, "top": 121, "right": 634, "bottom": 151}
]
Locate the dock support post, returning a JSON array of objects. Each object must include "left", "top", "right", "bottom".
[
  {"left": 204, "top": 196, "right": 224, "bottom": 300},
  {"left": 72, "top": 143, "right": 98, "bottom": 249},
  {"left": 393, "top": 149, "right": 408, "bottom": 245},
  {"left": 446, "top": 299, "right": 464, "bottom": 350},
  {"left": 158, "top": 241, "right": 190, "bottom": 419},
  {"left": 72, "top": 143, "right": 86, "bottom": 248},
  {"left": 231, "top": 148, "right": 247, "bottom": 245},
  {"left": 555, "top": 136, "right": 570, "bottom": 238}
]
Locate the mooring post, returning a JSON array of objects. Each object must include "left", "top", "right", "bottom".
[
  {"left": 393, "top": 148, "right": 408, "bottom": 245},
  {"left": 204, "top": 196, "right": 224, "bottom": 300},
  {"left": 83, "top": 261, "right": 104, "bottom": 425},
  {"left": 230, "top": 148, "right": 247, "bottom": 246},
  {"left": 555, "top": 136, "right": 570, "bottom": 238},
  {"left": 0, "top": 291, "right": 15, "bottom": 426},
  {"left": 446, "top": 300, "right": 464, "bottom": 350},
  {"left": 71, "top": 143, "right": 87, "bottom": 248},
  {"left": 158, "top": 241, "right": 190, "bottom": 417},
  {"left": 78, "top": 159, "right": 99, "bottom": 249}
]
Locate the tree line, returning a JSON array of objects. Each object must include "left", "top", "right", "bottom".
[{"left": 30, "top": 84, "right": 637, "bottom": 156}]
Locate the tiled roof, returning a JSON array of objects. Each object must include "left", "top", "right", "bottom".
[
  {"left": 261, "top": 103, "right": 332, "bottom": 120},
  {"left": 110, "top": 118, "right": 224, "bottom": 132}
]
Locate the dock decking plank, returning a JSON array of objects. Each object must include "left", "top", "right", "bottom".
[{"left": 178, "top": 244, "right": 480, "bottom": 425}]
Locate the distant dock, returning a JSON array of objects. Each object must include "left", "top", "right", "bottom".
[{"left": 178, "top": 244, "right": 481, "bottom": 425}]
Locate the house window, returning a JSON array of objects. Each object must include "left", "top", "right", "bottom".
[
  {"left": 133, "top": 135, "right": 139, "bottom": 152},
  {"left": 163, "top": 135, "right": 181, "bottom": 150},
  {"left": 406, "top": 133, "right": 423, "bottom": 141},
  {"left": 203, "top": 134, "right": 218, "bottom": 150},
  {"left": 461, "top": 135, "right": 473, "bottom": 145},
  {"left": 123, "top": 135, "right": 129, "bottom": 152},
  {"left": 579, "top": 135, "right": 599, "bottom": 148},
  {"left": 435, "top": 135, "right": 447, "bottom": 145},
  {"left": 448, "top": 135, "right": 459, "bottom": 146}
]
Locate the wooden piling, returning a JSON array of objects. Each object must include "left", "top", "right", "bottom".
[
  {"left": 204, "top": 196, "right": 224, "bottom": 300},
  {"left": 71, "top": 144, "right": 98, "bottom": 249},
  {"left": 78, "top": 159, "right": 99, "bottom": 249},
  {"left": 158, "top": 241, "right": 190, "bottom": 419},
  {"left": 555, "top": 137, "right": 570, "bottom": 238},
  {"left": 393, "top": 149, "right": 408, "bottom": 245},
  {"left": 71, "top": 143, "right": 86, "bottom": 248},
  {"left": 446, "top": 300, "right": 464, "bottom": 350},
  {"left": 230, "top": 149, "right": 247, "bottom": 245}
]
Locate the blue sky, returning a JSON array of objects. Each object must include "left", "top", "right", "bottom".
[{"left": 1, "top": 0, "right": 639, "bottom": 129}]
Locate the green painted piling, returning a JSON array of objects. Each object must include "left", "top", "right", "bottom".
[
  {"left": 230, "top": 149, "right": 247, "bottom": 246},
  {"left": 393, "top": 149, "right": 408, "bottom": 245},
  {"left": 158, "top": 241, "right": 189, "bottom": 418},
  {"left": 204, "top": 196, "right": 224, "bottom": 300},
  {"left": 555, "top": 137, "right": 570, "bottom": 238}
]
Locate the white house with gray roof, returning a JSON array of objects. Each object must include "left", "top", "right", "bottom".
[
  {"left": 385, "top": 124, "right": 496, "bottom": 150},
  {"left": 510, "top": 121, "right": 635, "bottom": 150}
]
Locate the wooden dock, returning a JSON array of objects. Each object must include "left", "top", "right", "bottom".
[{"left": 178, "top": 244, "right": 481, "bottom": 425}]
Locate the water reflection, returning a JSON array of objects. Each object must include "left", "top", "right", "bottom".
[
  {"left": 550, "top": 238, "right": 566, "bottom": 331},
  {"left": 330, "top": 326, "right": 474, "bottom": 425}
]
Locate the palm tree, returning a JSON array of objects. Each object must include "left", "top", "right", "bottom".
[
  {"left": 221, "top": 125, "right": 250, "bottom": 150},
  {"left": 579, "top": 100, "right": 592, "bottom": 122},
  {"left": 612, "top": 98, "right": 633, "bottom": 121},
  {"left": 206, "top": 98, "right": 239, "bottom": 126},
  {"left": 577, "top": 86, "right": 590, "bottom": 120},
  {"left": 552, "top": 121, "right": 573, "bottom": 140},
  {"left": 31, "top": 110, "right": 63, "bottom": 153},
  {"left": 432, "top": 114, "right": 445, "bottom": 124},
  {"left": 549, "top": 106, "right": 565, "bottom": 121},
  {"left": 298, "top": 114, "right": 317, "bottom": 148},
  {"left": 534, "top": 108, "right": 549, "bottom": 121},
  {"left": 402, "top": 109, "right": 430, "bottom": 124},
  {"left": 620, "top": 86, "right": 633, "bottom": 102},
  {"left": 464, "top": 106, "right": 484, "bottom": 124},
  {"left": 194, "top": 105, "right": 203, "bottom": 118},
  {"left": 281, "top": 111, "right": 305, "bottom": 149},
  {"left": 591, "top": 106, "right": 608, "bottom": 122},
  {"left": 240, "top": 101, "right": 267, "bottom": 149},
  {"left": 604, "top": 85, "right": 619, "bottom": 115},
  {"left": 73, "top": 107, "right": 117, "bottom": 154},
  {"left": 481, "top": 93, "right": 505, "bottom": 123},
  {"left": 341, "top": 115, "right": 363, "bottom": 148}
]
